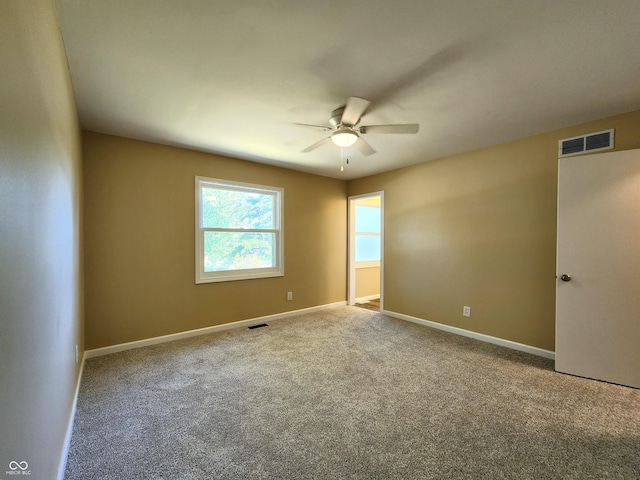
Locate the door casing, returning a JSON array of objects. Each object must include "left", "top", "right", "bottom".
[{"left": 348, "top": 192, "right": 384, "bottom": 309}]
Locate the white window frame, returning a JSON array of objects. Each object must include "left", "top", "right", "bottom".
[
  {"left": 354, "top": 205, "right": 381, "bottom": 268},
  {"left": 195, "top": 176, "right": 284, "bottom": 284}
]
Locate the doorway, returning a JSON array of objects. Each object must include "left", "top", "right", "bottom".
[{"left": 348, "top": 192, "right": 383, "bottom": 311}]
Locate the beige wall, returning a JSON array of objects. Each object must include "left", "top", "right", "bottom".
[
  {"left": 348, "top": 110, "right": 640, "bottom": 351},
  {"left": 0, "top": 1, "right": 83, "bottom": 477},
  {"left": 356, "top": 267, "right": 380, "bottom": 299},
  {"left": 83, "top": 132, "right": 347, "bottom": 349}
]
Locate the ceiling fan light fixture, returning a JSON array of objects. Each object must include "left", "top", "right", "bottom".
[{"left": 331, "top": 128, "right": 358, "bottom": 148}]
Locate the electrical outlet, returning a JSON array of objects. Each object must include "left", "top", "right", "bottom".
[
  {"left": 287, "top": 291, "right": 293, "bottom": 301},
  {"left": 463, "top": 306, "right": 471, "bottom": 317}
]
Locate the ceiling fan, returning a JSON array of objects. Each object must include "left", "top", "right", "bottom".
[{"left": 300, "top": 97, "right": 419, "bottom": 156}]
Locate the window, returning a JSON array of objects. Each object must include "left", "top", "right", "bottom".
[
  {"left": 355, "top": 204, "right": 381, "bottom": 266},
  {"left": 195, "top": 176, "right": 283, "bottom": 283}
]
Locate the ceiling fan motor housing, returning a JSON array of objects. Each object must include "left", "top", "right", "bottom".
[{"left": 329, "top": 107, "right": 346, "bottom": 128}]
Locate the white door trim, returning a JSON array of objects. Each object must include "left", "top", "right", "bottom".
[{"left": 348, "top": 192, "right": 384, "bottom": 309}]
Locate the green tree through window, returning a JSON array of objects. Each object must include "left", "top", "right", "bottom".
[{"left": 196, "top": 178, "right": 283, "bottom": 283}]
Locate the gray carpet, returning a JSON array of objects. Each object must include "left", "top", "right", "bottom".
[{"left": 65, "top": 307, "right": 640, "bottom": 479}]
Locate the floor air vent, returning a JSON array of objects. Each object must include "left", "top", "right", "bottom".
[
  {"left": 248, "top": 323, "right": 268, "bottom": 329},
  {"left": 559, "top": 129, "right": 614, "bottom": 157}
]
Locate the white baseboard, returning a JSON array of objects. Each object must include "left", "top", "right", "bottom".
[
  {"left": 383, "top": 309, "right": 555, "bottom": 360},
  {"left": 57, "top": 353, "right": 85, "bottom": 480},
  {"left": 85, "top": 301, "right": 347, "bottom": 359},
  {"left": 355, "top": 294, "right": 380, "bottom": 304}
]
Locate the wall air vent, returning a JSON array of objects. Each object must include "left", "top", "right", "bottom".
[{"left": 558, "top": 129, "right": 614, "bottom": 158}]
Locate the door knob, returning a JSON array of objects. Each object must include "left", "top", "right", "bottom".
[{"left": 560, "top": 274, "right": 572, "bottom": 282}]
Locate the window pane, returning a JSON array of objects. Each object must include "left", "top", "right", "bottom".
[
  {"left": 204, "top": 231, "right": 275, "bottom": 272},
  {"left": 202, "top": 187, "right": 274, "bottom": 229},
  {"left": 355, "top": 235, "right": 380, "bottom": 262},
  {"left": 355, "top": 205, "right": 380, "bottom": 233}
]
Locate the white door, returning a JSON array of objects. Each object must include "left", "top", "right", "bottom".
[{"left": 556, "top": 148, "right": 640, "bottom": 388}]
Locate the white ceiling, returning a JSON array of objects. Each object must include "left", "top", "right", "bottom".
[{"left": 56, "top": 0, "right": 640, "bottom": 180}]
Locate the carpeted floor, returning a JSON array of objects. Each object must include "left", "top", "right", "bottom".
[{"left": 65, "top": 307, "right": 640, "bottom": 479}]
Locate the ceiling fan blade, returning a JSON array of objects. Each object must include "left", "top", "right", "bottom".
[
  {"left": 293, "top": 122, "right": 331, "bottom": 131},
  {"left": 301, "top": 136, "right": 331, "bottom": 153},
  {"left": 356, "top": 137, "right": 376, "bottom": 156},
  {"left": 360, "top": 124, "right": 419, "bottom": 134},
  {"left": 341, "top": 97, "right": 371, "bottom": 126}
]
